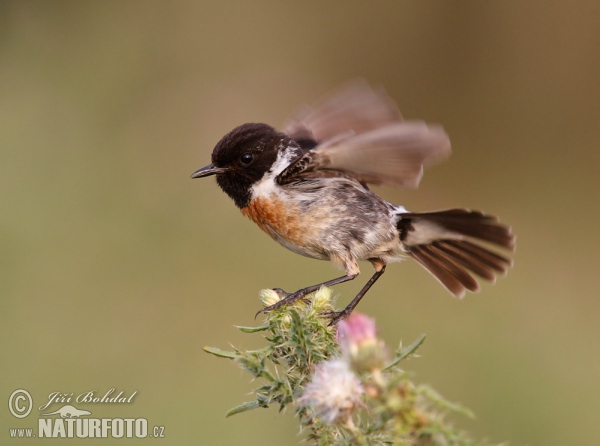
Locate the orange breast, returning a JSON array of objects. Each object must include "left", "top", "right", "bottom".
[{"left": 241, "top": 196, "right": 306, "bottom": 246}]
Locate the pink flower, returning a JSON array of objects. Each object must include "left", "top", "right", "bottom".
[
  {"left": 337, "top": 313, "right": 386, "bottom": 372},
  {"left": 337, "top": 313, "right": 378, "bottom": 352}
]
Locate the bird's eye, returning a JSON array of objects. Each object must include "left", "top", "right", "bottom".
[{"left": 240, "top": 153, "right": 254, "bottom": 165}]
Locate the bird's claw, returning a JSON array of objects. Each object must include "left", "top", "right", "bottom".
[
  {"left": 255, "top": 288, "right": 308, "bottom": 319},
  {"left": 321, "top": 309, "right": 351, "bottom": 326},
  {"left": 271, "top": 288, "right": 288, "bottom": 298}
]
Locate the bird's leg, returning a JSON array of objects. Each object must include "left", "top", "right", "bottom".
[
  {"left": 257, "top": 273, "right": 358, "bottom": 317},
  {"left": 324, "top": 261, "right": 387, "bottom": 325}
]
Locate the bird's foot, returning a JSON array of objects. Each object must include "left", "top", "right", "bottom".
[
  {"left": 321, "top": 309, "right": 352, "bottom": 326},
  {"left": 255, "top": 288, "right": 310, "bottom": 318}
]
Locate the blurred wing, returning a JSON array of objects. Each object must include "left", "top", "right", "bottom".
[
  {"left": 282, "top": 79, "right": 403, "bottom": 145},
  {"left": 279, "top": 121, "right": 451, "bottom": 188}
]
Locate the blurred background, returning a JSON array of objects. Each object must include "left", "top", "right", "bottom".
[{"left": 1, "top": 1, "right": 599, "bottom": 444}]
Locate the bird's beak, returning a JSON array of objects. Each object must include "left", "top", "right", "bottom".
[{"left": 190, "top": 163, "right": 228, "bottom": 179}]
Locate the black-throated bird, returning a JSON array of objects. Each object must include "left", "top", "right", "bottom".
[{"left": 192, "top": 81, "right": 515, "bottom": 323}]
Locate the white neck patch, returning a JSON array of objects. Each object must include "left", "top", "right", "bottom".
[{"left": 250, "top": 145, "right": 298, "bottom": 199}]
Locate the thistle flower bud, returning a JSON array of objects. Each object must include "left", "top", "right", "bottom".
[
  {"left": 312, "top": 286, "right": 334, "bottom": 311},
  {"left": 259, "top": 289, "right": 281, "bottom": 307},
  {"left": 337, "top": 313, "right": 387, "bottom": 373},
  {"left": 298, "top": 358, "right": 363, "bottom": 424}
]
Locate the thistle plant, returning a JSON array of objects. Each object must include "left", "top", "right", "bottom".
[{"left": 205, "top": 287, "right": 494, "bottom": 445}]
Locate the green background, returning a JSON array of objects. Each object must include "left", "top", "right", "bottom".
[{"left": 2, "top": 1, "right": 599, "bottom": 444}]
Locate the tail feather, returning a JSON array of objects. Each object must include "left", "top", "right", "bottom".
[
  {"left": 445, "top": 239, "right": 512, "bottom": 273},
  {"left": 403, "top": 208, "right": 515, "bottom": 250},
  {"left": 433, "top": 241, "right": 496, "bottom": 281},
  {"left": 398, "top": 208, "right": 515, "bottom": 297},
  {"left": 411, "top": 245, "right": 480, "bottom": 297}
]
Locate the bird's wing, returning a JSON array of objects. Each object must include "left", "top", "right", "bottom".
[
  {"left": 282, "top": 79, "right": 403, "bottom": 146},
  {"left": 279, "top": 122, "right": 451, "bottom": 188},
  {"left": 279, "top": 81, "right": 451, "bottom": 188}
]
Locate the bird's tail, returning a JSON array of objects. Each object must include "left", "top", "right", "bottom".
[{"left": 397, "top": 208, "right": 515, "bottom": 297}]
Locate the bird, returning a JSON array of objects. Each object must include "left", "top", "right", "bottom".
[{"left": 191, "top": 81, "right": 515, "bottom": 324}]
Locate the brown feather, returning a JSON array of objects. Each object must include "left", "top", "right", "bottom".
[
  {"left": 444, "top": 240, "right": 512, "bottom": 274},
  {"left": 422, "top": 245, "right": 480, "bottom": 292},
  {"left": 408, "top": 246, "right": 467, "bottom": 297},
  {"left": 283, "top": 79, "right": 402, "bottom": 143},
  {"left": 279, "top": 122, "right": 451, "bottom": 188},
  {"left": 433, "top": 241, "right": 497, "bottom": 282},
  {"left": 404, "top": 209, "right": 515, "bottom": 250},
  {"left": 400, "top": 209, "right": 514, "bottom": 296},
  {"left": 311, "top": 122, "right": 450, "bottom": 188},
  {"left": 280, "top": 80, "right": 450, "bottom": 189}
]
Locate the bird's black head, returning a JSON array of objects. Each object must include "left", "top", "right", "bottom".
[{"left": 191, "top": 123, "right": 294, "bottom": 208}]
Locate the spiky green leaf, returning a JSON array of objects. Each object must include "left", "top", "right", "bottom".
[
  {"left": 225, "top": 401, "right": 261, "bottom": 417},
  {"left": 384, "top": 333, "right": 426, "bottom": 370},
  {"left": 235, "top": 324, "right": 269, "bottom": 333},
  {"left": 203, "top": 346, "right": 237, "bottom": 359}
]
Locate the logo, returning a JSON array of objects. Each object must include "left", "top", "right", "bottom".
[
  {"left": 8, "top": 388, "right": 166, "bottom": 440},
  {"left": 8, "top": 389, "right": 32, "bottom": 419},
  {"left": 40, "top": 404, "right": 91, "bottom": 418}
]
